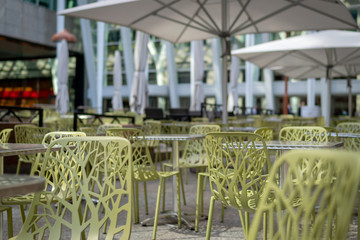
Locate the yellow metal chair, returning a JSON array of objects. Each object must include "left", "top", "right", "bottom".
[
  {"left": 142, "top": 120, "right": 162, "bottom": 166},
  {"left": 10, "top": 136, "right": 133, "bottom": 240},
  {"left": 254, "top": 127, "right": 274, "bottom": 141},
  {"left": 106, "top": 128, "right": 181, "bottom": 239},
  {"left": 248, "top": 149, "right": 360, "bottom": 240},
  {"left": 79, "top": 126, "right": 97, "bottom": 136},
  {"left": 0, "top": 128, "right": 13, "bottom": 143},
  {"left": 14, "top": 125, "right": 51, "bottom": 174},
  {"left": 97, "top": 123, "right": 122, "bottom": 135},
  {"left": 336, "top": 122, "right": 360, "bottom": 151},
  {"left": 203, "top": 132, "right": 271, "bottom": 239},
  {"left": 279, "top": 126, "right": 328, "bottom": 142},
  {"left": 164, "top": 124, "right": 220, "bottom": 206},
  {"left": 2, "top": 131, "right": 86, "bottom": 224}
]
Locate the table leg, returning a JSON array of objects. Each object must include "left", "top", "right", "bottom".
[{"left": 0, "top": 156, "right": 3, "bottom": 174}]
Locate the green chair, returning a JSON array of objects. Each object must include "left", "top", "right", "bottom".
[
  {"left": 336, "top": 122, "right": 360, "bottom": 151},
  {"left": 142, "top": 120, "right": 162, "bottom": 166},
  {"left": 10, "top": 136, "right": 133, "bottom": 240},
  {"left": 203, "top": 132, "right": 272, "bottom": 239},
  {"left": 0, "top": 128, "right": 13, "bottom": 143},
  {"left": 106, "top": 128, "right": 181, "bottom": 240},
  {"left": 279, "top": 126, "right": 328, "bottom": 142},
  {"left": 14, "top": 125, "right": 51, "bottom": 174},
  {"left": 96, "top": 123, "right": 122, "bottom": 135},
  {"left": 248, "top": 149, "right": 360, "bottom": 240},
  {"left": 254, "top": 127, "right": 274, "bottom": 141},
  {"left": 79, "top": 126, "right": 97, "bottom": 136},
  {"left": 164, "top": 124, "right": 220, "bottom": 206},
  {"left": 2, "top": 131, "right": 86, "bottom": 224}
]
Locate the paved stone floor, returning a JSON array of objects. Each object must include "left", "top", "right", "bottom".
[{"left": 2, "top": 169, "right": 359, "bottom": 239}]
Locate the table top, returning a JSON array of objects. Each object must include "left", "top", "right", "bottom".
[
  {"left": 0, "top": 174, "right": 45, "bottom": 198},
  {"left": 144, "top": 134, "right": 205, "bottom": 141},
  {"left": 227, "top": 126, "right": 258, "bottom": 132},
  {"left": 332, "top": 132, "right": 360, "bottom": 138},
  {"left": 0, "top": 143, "right": 53, "bottom": 157},
  {"left": 262, "top": 140, "right": 344, "bottom": 150}
]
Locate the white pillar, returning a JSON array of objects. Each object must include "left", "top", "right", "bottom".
[
  {"left": 78, "top": 0, "right": 97, "bottom": 108},
  {"left": 96, "top": 22, "right": 105, "bottom": 113},
  {"left": 211, "top": 38, "right": 222, "bottom": 104},
  {"left": 307, "top": 78, "right": 316, "bottom": 107},
  {"left": 54, "top": 0, "right": 65, "bottom": 95},
  {"left": 165, "top": 41, "right": 179, "bottom": 108},
  {"left": 263, "top": 69, "right": 275, "bottom": 111},
  {"left": 321, "top": 77, "right": 331, "bottom": 126},
  {"left": 245, "top": 34, "right": 255, "bottom": 109},
  {"left": 120, "top": 27, "right": 134, "bottom": 95}
]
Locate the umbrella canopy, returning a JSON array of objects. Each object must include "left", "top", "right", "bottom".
[
  {"left": 60, "top": 0, "right": 358, "bottom": 123},
  {"left": 190, "top": 40, "right": 205, "bottom": 111},
  {"left": 232, "top": 30, "right": 360, "bottom": 125},
  {"left": 112, "top": 50, "right": 124, "bottom": 111},
  {"left": 55, "top": 39, "right": 70, "bottom": 115},
  {"left": 130, "top": 31, "right": 149, "bottom": 114}
]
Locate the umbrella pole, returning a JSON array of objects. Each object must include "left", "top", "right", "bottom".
[
  {"left": 221, "top": 37, "right": 229, "bottom": 124},
  {"left": 348, "top": 78, "right": 352, "bottom": 118}
]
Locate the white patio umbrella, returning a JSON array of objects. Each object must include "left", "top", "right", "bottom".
[
  {"left": 130, "top": 31, "right": 149, "bottom": 114},
  {"left": 190, "top": 40, "right": 204, "bottom": 111},
  {"left": 60, "top": 0, "right": 357, "bottom": 123},
  {"left": 228, "top": 43, "right": 240, "bottom": 113},
  {"left": 232, "top": 30, "right": 360, "bottom": 125},
  {"left": 56, "top": 39, "right": 70, "bottom": 115},
  {"left": 112, "top": 50, "right": 124, "bottom": 111}
]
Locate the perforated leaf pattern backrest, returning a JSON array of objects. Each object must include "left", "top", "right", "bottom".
[
  {"left": 248, "top": 150, "right": 360, "bottom": 240},
  {"left": 336, "top": 122, "right": 360, "bottom": 151},
  {"left": 106, "top": 128, "right": 158, "bottom": 181},
  {"left": 15, "top": 137, "right": 132, "bottom": 240},
  {"left": 254, "top": 127, "right": 274, "bottom": 141},
  {"left": 97, "top": 124, "right": 123, "bottom": 135},
  {"left": 180, "top": 124, "right": 220, "bottom": 165},
  {"left": 279, "top": 126, "right": 328, "bottom": 142},
  {"left": 0, "top": 128, "right": 12, "bottom": 143},
  {"left": 205, "top": 132, "right": 271, "bottom": 212},
  {"left": 141, "top": 120, "right": 161, "bottom": 147}
]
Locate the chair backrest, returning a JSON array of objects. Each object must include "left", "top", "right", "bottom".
[
  {"left": 248, "top": 149, "right": 360, "bottom": 240},
  {"left": 15, "top": 136, "right": 133, "bottom": 240},
  {"left": 42, "top": 131, "right": 87, "bottom": 144},
  {"left": 14, "top": 124, "right": 51, "bottom": 144},
  {"left": 97, "top": 123, "right": 122, "bottom": 135},
  {"left": 106, "top": 128, "right": 158, "bottom": 180},
  {"left": 142, "top": 120, "right": 161, "bottom": 147},
  {"left": 279, "top": 126, "right": 328, "bottom": 142},
  {"left": 180, "top": 124, "right": 221, "bottom": 165},
  {"left": 254, "top": 127, "right": 274, "bottom": 141},
  {"left": 0, "top": 128, "right": 13, "bottom": 143},
  {"left": 79, "top": 127, "right": 97, "bottom": 136},
  {"left": 336, "top": 122, "right": 360, "bottom": 151},
  {"left": 205, "top": 132, "right": 271, "bottom": 212}
]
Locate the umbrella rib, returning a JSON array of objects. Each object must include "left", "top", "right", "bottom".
[
  {"left": 297, "top": 1, "right": 359, "bottom": 29},
  {"left": 336, "top": 48, "right": 360, "bottom": 66},
  {"left": 151, "top": 0, "right": 220, "bottom": 42},
  {"left": 130, "top": 0, "right": 180, "bottom": 26},
  {"left": 229, "top": 0, "right": 258, "bottom": 33},
  {"left": 231, "top": 0, "right": 305, "bottom": 34}
]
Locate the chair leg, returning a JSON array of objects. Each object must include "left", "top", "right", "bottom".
[
  {"left": 176, "top": 172, "right": 182, "bottom": 229},
  {"left": 144, "top": 182, "right": 149, "bottom": 215},
  {"left": 195, "top": 173, "right": 204, "bottom": 232},
  {"left": 1, "top": 206, "right": 13, "bottom": 238},
  {"left": 153, "top": 177, "right": 165, "bottom": 240},
  {"left": 179, "top": 169, "right": 186, "bottom": 205},
  {"left": 263, "top": 212, "right": 267, "bottom": 240},
  {"left": 135, "top": 181, "right": 140, "bottom": 224},
  {"left": 205, "top": 196, "right": 215, "bottom": 240}
]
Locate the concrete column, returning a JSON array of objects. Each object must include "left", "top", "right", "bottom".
[
  {"left": 307, "top": 78, "right": 316, "bottom": 106},
  {"left": 211, "top": 38, "right": 222, "bottom": 104},
  {"left": 321, "top": 77, "right": 331, "bottom": 126},
  {"left": 54, "top": 0, "right": 66, "bottom": 95},
  {"left": 263, "top": 69, "right": 275, "bottom": 111},
  {"left": 165, "top": 41, "right": 179, "bottom": 108},
  {"left": 245, "top": 34, "right": 255, "bottom": 109},
  {"left": 96, "top": 22, "right": 105, "bottom": 113},
  {"left": 78, "top": 0, "right": 97, "bottom": 107},
  {"left": 120, "top": 27, "right": 134, "bottom": 94}
]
